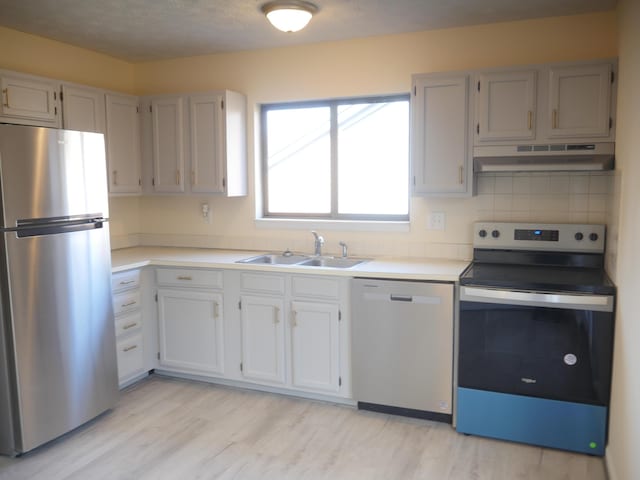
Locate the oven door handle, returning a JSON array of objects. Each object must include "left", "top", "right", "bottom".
[{"left": 460, "top": 286, "right": 614, "bottom": 312}]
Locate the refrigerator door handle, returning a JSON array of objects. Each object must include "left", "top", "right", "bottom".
[{"left": 8, "top": 219, "right": 107, "bottom": 238}]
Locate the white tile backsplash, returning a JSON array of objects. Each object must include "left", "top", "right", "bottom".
[{"left": 475, "top": 172, "right": 613, "bottom": 225}]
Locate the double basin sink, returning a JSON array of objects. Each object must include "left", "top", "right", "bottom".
[{"left": 236, "top": 253, "right": 369, "bottom": 269}]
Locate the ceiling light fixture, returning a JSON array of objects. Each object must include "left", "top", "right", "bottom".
[{"left": 261, "top": 1, "right": 319, "bottom": 33}]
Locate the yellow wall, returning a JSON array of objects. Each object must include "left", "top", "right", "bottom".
[
  {"left": 0, "top": 26, "right": 135, "bottom": 93},
  {"left": 606, "top": 1, "right": 640, "bottom": 479},
  {"left": 129, "top": 12, "right": 618, "bottom": 258}
]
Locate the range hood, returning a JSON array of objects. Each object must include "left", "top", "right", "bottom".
[{"left": 473, "top": 143, "right": 615, "bottom": 173}]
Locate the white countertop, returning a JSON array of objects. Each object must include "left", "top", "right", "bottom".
[{"left": 111, "top": 247, "right": 469, "bottom": 282}]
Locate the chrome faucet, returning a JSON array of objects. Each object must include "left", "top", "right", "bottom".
[
  {"left": 311, "top": 231, "right": 324, "bottom": 256},
  {"left": 339, "top": 241, "right": 348, "bottom": 258}
]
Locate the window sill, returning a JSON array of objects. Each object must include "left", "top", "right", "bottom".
[{"left": 255, "top": 217, "right": 410, "bottom": 232}]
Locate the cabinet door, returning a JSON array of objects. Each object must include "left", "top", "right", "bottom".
[
  {"left": 151, "top": 97, "right": 185, "bottom": 192},
  {"left": 157, "top": 289, "right": 224, "bottom": 375},
  {"left": 412, "top": 74, "right": 469, "bottom": 195},
  {"left": 105, "top": 94, "right": 142, "bottom": 194},
  {"left": 61, "top": 84, "right": 106, "bottom": 133},
  {"left": 0, "top": 74, "right": 59, "bottom": 127},
  {"left": 190, "top": 93, "right": 224, "bottom": 193},
  {"left": 548, "top": 64, "right": 612, "bottom": 138},
  {"left": 476, "top": 71, "right": 536, "bottom": 142},
  {"left": 240, "top": 295, "right": 285, "bottom": 385},
  {"left": 290, "top": 301, "right": 340, "bottom": 394}
]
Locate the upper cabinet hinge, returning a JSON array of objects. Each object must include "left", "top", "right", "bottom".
[
  {"left": 59, "top": 91, "right": 63, "bottom": 101},
  {"left": 222, "top": 178, "right": 226, "bottom": 188},
  {"left": 157, "top": 352, "right": 160, "bottom": 360},
  {"left": 240, "top": 362, "right": 243, "bottom": 372},
  {"left": 138, "top": 178, "right": 142, "bottom": 186},
  {"left": 412, "top": 176, "right": 416, "bottom": 186},
  {"left": 54, "top": 106, "right": 57, "bottom": 115},
  {"left": 339, "top": 376, "right": 342, "bottom": 387},
  {"left": 149, "top": 105, "right": 152, "bottom": 113},
  {"left": 152, "top": 178, "right": 155, "bottom": 186},
  {"left": 609, "top": 117, "right": 613, "bottom": 129},
  {"left": 476, "top": 123, "right": 480, "bottom": 135},
  {"left": 611, "top": 71, "right": 615, "bottom": 84},
  {"left": 136, "top": 106, "right": 140, "bottom": 113},
  {"left": 155, "top": 293, "right": 158, "bottom": 302},
  {"left": 238, "top": 300, "right": 242, "bottom": 310},
  {"left": 221, "top": 99, "right": 224, "bottom": 110},
  {"left": 413, "top": 85, "right": 416, "bottom": 96},
  {"left": 338, "top": 310, "right": 342, "bottom": 321},
  {"left": 53, "top": 91, "right": 57, "bottom": 100},
  {"left": 477, "top": 81, "right": 480, "bottom": 92}
]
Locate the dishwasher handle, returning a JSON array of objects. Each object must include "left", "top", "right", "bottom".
[{"left": 390, "top": 294, "right": 413, "bottom": 302}]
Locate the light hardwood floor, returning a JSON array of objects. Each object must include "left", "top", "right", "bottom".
[{"left": 0, "top": 376, "right": 607, "bottom": 480}]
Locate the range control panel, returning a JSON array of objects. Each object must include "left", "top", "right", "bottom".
[{"left": 474, "top": 222, "right": 605, "bottom": 253}]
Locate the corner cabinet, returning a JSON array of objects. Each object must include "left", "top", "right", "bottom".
[
  {"left": 150, "top": 96, "right": 185, "bottom": 193},
  {"left": 156, "top": 268, "right": 226, "bottom": 377},
  {"left": 105, "top": 93, "right": 142, "bottom": 194},
  {"left": 61, "top": 84, "right": 106, "bottom": 133},
  {"left": 411, "top": 73, "right": 472, "bottom": 196},
  {"left": 0, "top": 70, "right": 60, "bottom": 128}
]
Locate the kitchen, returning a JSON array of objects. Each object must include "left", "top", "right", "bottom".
[{"left": 0, "top": 0, "right": 638, "bottom": 479}]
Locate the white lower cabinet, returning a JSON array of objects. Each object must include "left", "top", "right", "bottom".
[
  {"left": 239, "top": 295, "right": 286, "bottom": 385},
  {"left": 157, "top": 289, "right": 224, "bottom": 375},
  {"left": 290, "top": 301, "right": 340, "bottom": 394},
  {"left": 236, "top": 271, "right": 349, "bottom": 398},
  {"left": 112, "top": 269, "right": 146, "bottom": 387}
]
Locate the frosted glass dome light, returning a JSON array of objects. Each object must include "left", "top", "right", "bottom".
[{"left": 261, "top": 1, "right": 318, "bottom": 33}]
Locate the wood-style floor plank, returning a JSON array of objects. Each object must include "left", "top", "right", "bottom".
[{"left": 0, "top": 376, "right": 607, "bottom": 480}]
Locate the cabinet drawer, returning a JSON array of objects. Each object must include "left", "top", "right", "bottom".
[
  {"left": 112, "top": 269, "right": 141, "bottom": 293},
  {"left": 156, "top": 268, "right": 223, "bottom": 289},
  {"left": 113, "top": 290, "right": 141, "bottom": 316},
  {"left": 115, "top": 311, "right": 143, "bottom": 338},
  {"left": 292, "top": 275, "right": 340, "bottom": 300},
  {"left": 116, "top": 333, "right": 144, "bottom": 382},
  {"left": 240, "top": 272, "right": 285, "bottom": 295}
]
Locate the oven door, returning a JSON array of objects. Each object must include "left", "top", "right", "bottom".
[{"left": 458, "top": 286, "right": 615, "bottom": 406}]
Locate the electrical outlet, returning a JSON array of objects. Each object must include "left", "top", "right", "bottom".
[
  {"left": 427, "top": 212, "right": 446, "bottom": 231},
  {"left": 201, "top": 203, "right": 211, "bottom": 224}
]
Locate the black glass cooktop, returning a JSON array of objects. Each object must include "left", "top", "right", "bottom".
[{"left": 460, "top": 262, "right": 616, "bottom": 295}]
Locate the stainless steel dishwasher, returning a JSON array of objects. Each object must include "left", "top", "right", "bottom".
[{"left": 351, "top": 278, "right": 454, "bottom": 423}]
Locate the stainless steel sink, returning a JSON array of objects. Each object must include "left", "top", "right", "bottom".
[
  {"left": 236, "top": 253, "right": 369, "bottom": 268},
  {"left": 296, "top": 257, "right": 368, "bottom": 268},
  {"left": 236, "top": 253, "right": 310, "bottom": 265}
]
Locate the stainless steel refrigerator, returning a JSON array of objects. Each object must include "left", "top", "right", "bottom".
[{"left": 0, "top": 124, "right": 118, "bottom": 456}]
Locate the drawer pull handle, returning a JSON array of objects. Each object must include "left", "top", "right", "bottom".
[
  {"left": 214, "top": 302, "right": 220, "bottom": 318},
  {"left": 177, "top": 276, "right": 192, "bottom": 281},
  {"left": 121, "top": 301, "right": 137, "bottom": 307},
  {"left": 123, "top": 345, "right": 138, "bottom": 352},
  {"left": 2, "top": 88, "right": 9, "bottom": 107},
  {"left": 119, "top": 279, "right": 135, "bottom": 285},
  {"left": 527, "top": 110, "right": 533, "bottom": 130},
  {"left": 552, "top": 109, "right": 558, "bottom": 129},
  {"left": 122, "top": 322, "right": 138, "bottom": 330}
]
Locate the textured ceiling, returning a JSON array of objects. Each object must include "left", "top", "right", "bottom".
[{"left": 0, "top": 0, "right": 617, "bottom": 62}]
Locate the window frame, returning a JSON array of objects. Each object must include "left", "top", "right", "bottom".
[{"left": 260, "top": 94, "right": 410, "bottom": 222}]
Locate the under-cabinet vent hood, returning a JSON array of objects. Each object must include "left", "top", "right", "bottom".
[{"left": 473, "top": 143, "right": 615, "bottom": 173}]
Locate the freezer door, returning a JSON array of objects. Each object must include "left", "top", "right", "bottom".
[
  {"left": 2, "top": 223, "right": 118, "bottom": 454},
  {"left": 0, "top": 124, "right": 108, "bottom": 228}
]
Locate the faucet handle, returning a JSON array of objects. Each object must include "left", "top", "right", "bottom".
[{"left": 339, "top": 241, "right": 348, "bottom": 258}]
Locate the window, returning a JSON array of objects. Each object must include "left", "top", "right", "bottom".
[{"left": 261, "top": 95, "right": 409, "bottom": 221}]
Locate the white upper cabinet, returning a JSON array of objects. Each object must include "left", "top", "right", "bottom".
[
  {"left": 105, "top": 93, "right": 142, "bottom": 194},
  {"left": 61, "top": 84, "right": 106, "bottom": 133},
  {"left": 150, "top": 96, "right": 185, "bottom": 193},
  {"left": 547, "top": 63, "right": 613, "bottom": 139},
  {"left": 476, "top": 70, "right": 536, "bottom": 142},
  {"left": 472, "top": 61, "right": 616, "bottom": 146},
  {"left": 190, "top": 93, "right": 224, "bottom": 193},
  {"left": 189, "top": 91, "right": 247, "bottom": 196},
  {"left": 412, "top": 74, "right": 470, "bottom": 195},
  {"left": 0, "top": 71, "right": 60, "bottom": 128}
]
